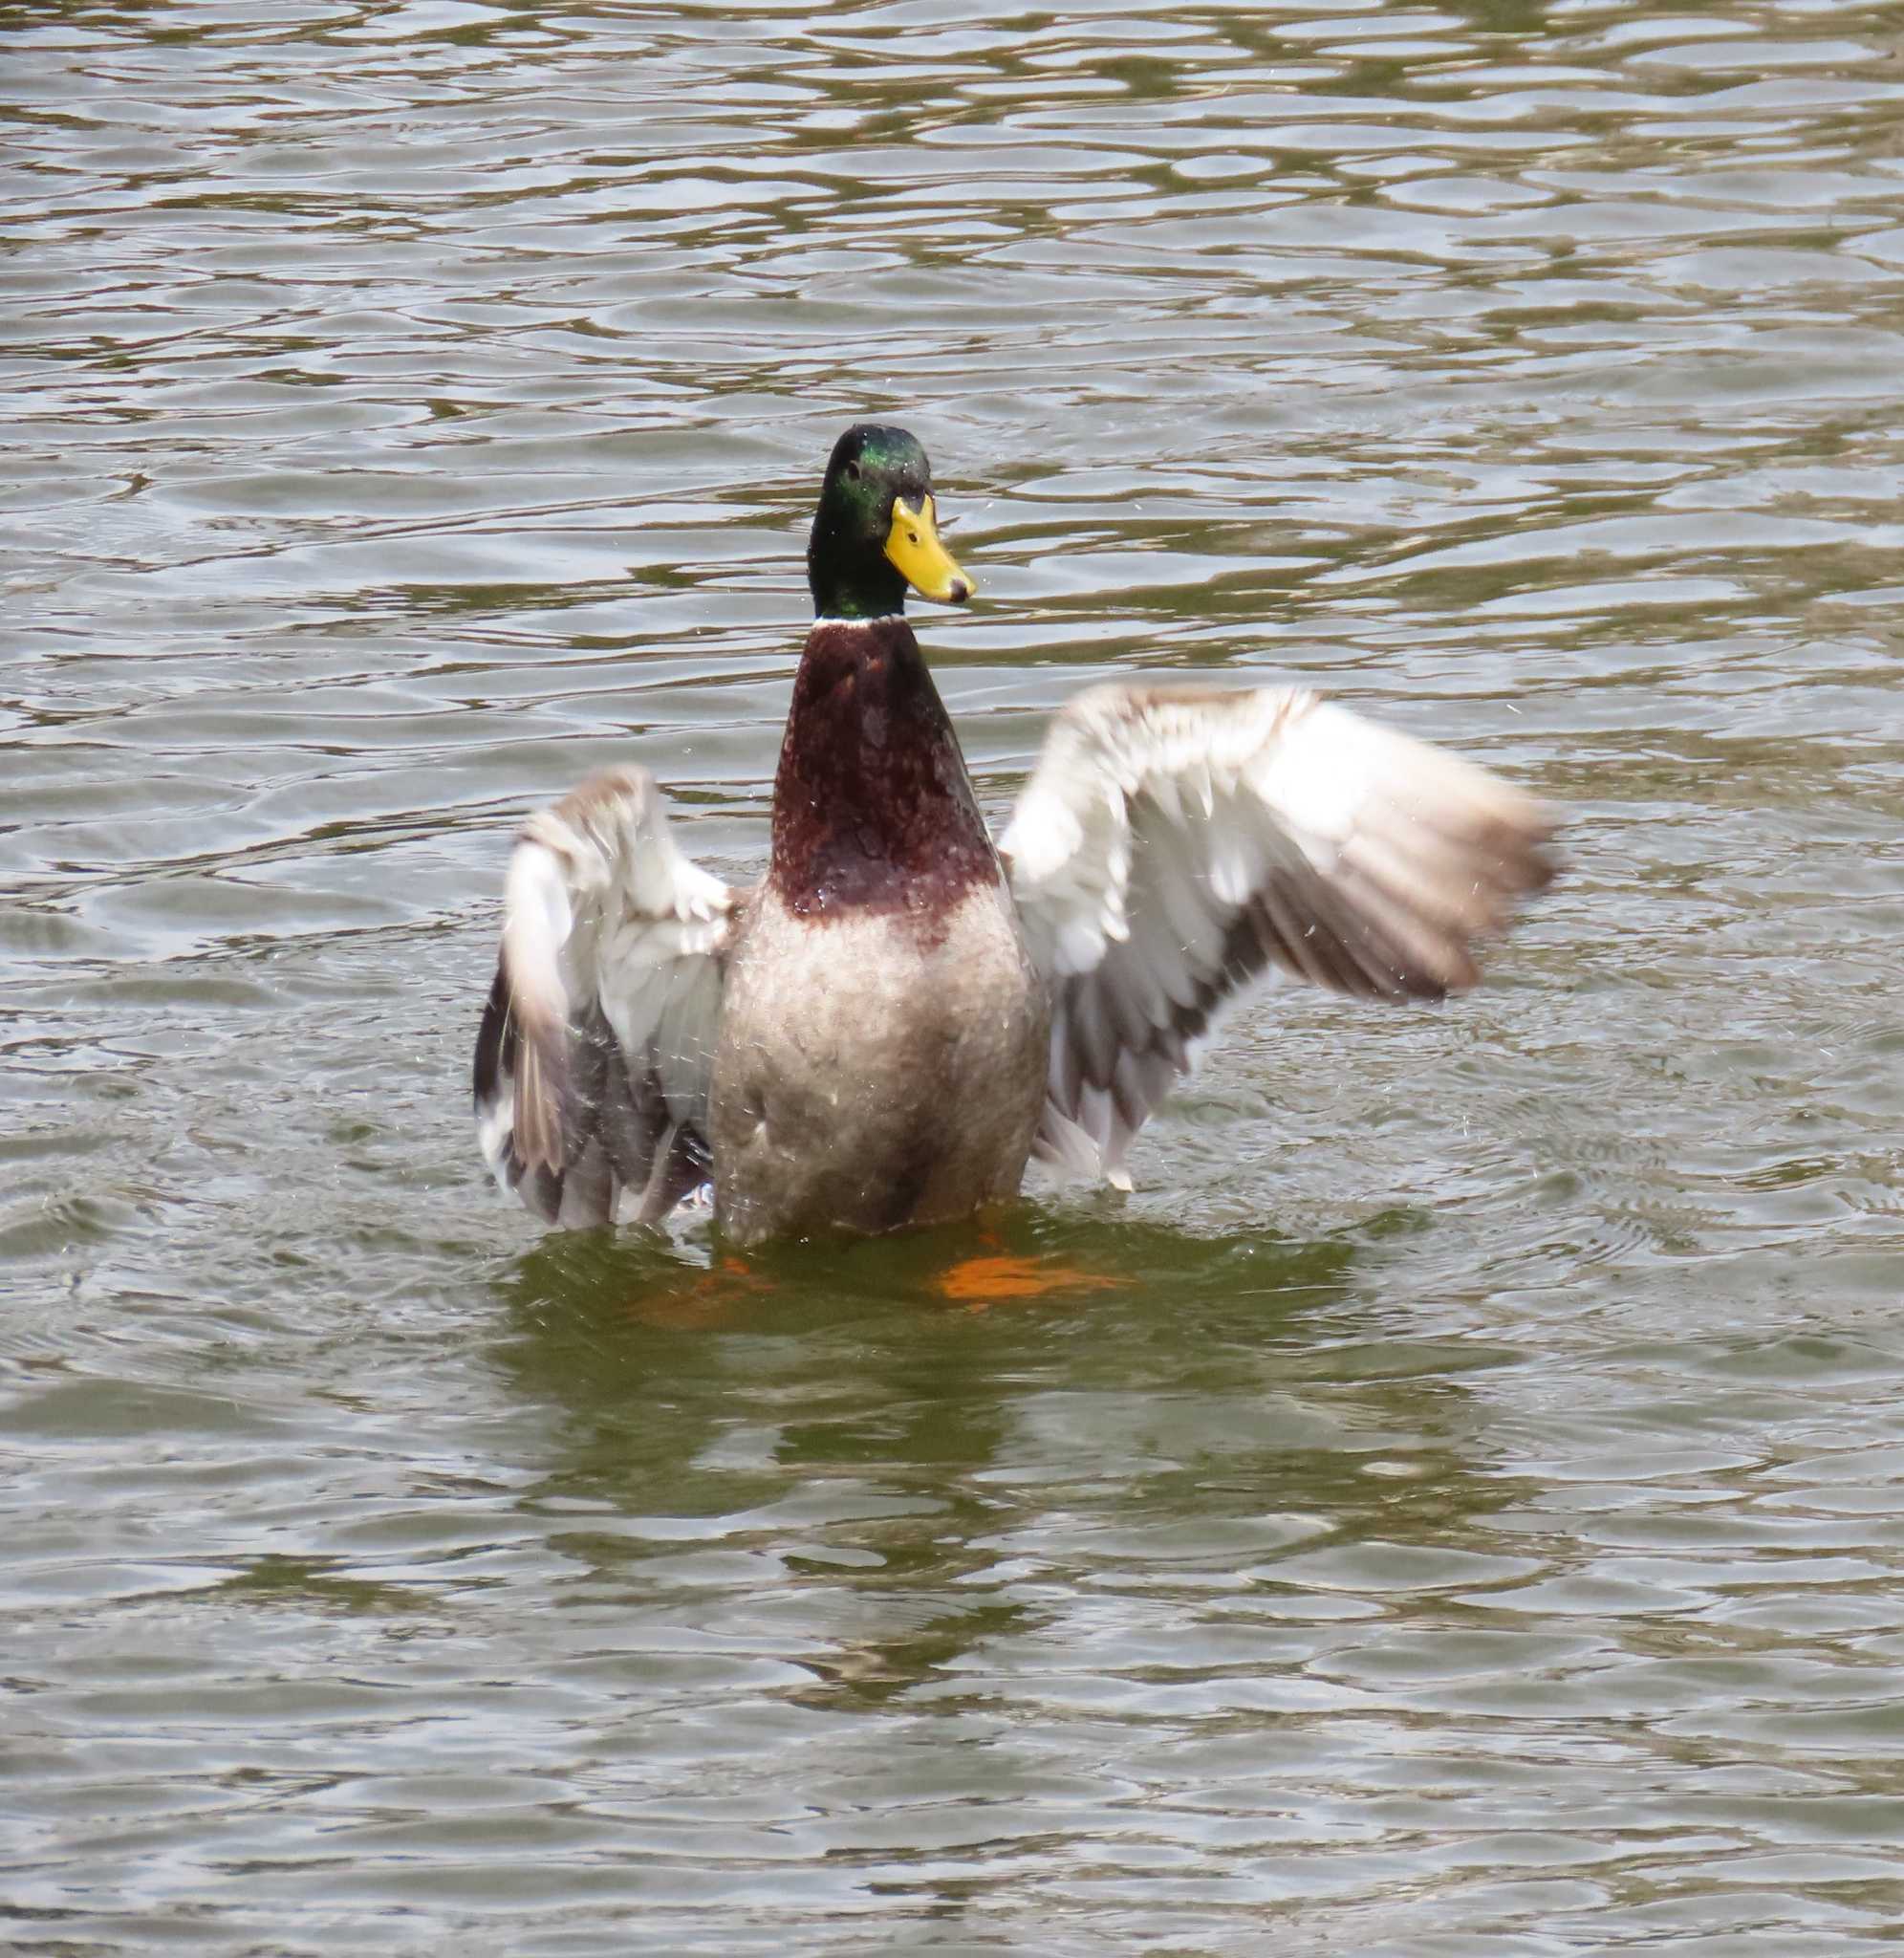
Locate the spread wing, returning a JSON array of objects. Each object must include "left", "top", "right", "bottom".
[
  {"left": 472, "top": 767, "right": 740, "bottom": 1229},
  {"left": 1000, "top": 682, "right": 1558, "bottom": 1189}
]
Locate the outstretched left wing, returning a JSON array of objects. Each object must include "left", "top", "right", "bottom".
[
  {"left": 473, "top": 767, "right": 740, "bottom": 1229},
  {"left": 1001, "top": 681, "right": 1558, "bottom": 1189}
]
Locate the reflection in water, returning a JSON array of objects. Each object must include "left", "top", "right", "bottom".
[
  {"left": 490, "top": 1213, "right": 1530, "bottom": 1739},
  {"left": 4, "top": 0, "right": 1904, "bottom": 1948}
]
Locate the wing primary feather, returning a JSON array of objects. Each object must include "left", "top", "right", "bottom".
[
  {"left": 1071, "top": 971, "right": 1121, "bottom": 1091},
  {"left": 1253, "top": 881, "right": 1350, "bottom": 994},
  {"left": 1051, "top": 991, "right": 1084, "bottom": 1113}
]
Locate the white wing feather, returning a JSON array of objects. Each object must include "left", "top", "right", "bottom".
[
  {"left": 1001, "top": 682, "right": 1557, "bottom": 1189},
  {"left": 474, "top": 767, "right": 739, "bottom": 1228}
]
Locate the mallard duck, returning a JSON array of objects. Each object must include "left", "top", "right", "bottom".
[{"left": 474, "top": 424, "right": 1556, "bottom": 1244}]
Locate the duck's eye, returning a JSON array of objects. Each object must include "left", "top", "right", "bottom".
[{"left": 842, "top": 460, "right": 860, "bottom": 481}]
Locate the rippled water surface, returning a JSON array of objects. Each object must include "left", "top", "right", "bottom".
[{"left": 6, "top": 0, "right": 1904, "bottom": 1950}]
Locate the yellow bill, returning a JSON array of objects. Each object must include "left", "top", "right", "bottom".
[{"left": 884, "top": 494, "right": 974, "bottom": 605}]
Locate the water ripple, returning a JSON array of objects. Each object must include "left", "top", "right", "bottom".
[{"left": 4, "top": 1, "right": 1904, "bottom": 1951}]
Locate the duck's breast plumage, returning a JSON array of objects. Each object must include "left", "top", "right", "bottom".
[
  {"left": 705, "top": 614, "right": 1048, "bottom": 1244},
  {"left": 708, "top": 879, "right": 1048, "bottom": 1245}
]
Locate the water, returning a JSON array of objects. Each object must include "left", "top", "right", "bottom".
[{"left": 4, "top": 0, "right": 1903, "bottom": 1949}]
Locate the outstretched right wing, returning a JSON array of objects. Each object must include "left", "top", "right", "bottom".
[
  {"left": 473, "top": 767, "right": 741, "bottom": 1229},
  {"left": 1002, "top": 682, "right": 1557, "bottom": 1190}
]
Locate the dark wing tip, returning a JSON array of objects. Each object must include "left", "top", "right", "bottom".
[
  {"left": 473, "top": 957, "right": 568, "bottom": 1217},
  {"left": 473, "top": 963, "right": 513, "bottom": 1111}
]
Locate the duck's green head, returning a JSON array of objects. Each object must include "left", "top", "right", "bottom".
[{"left": 806, "top": 423, "right": 975, "bottom": 620}]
